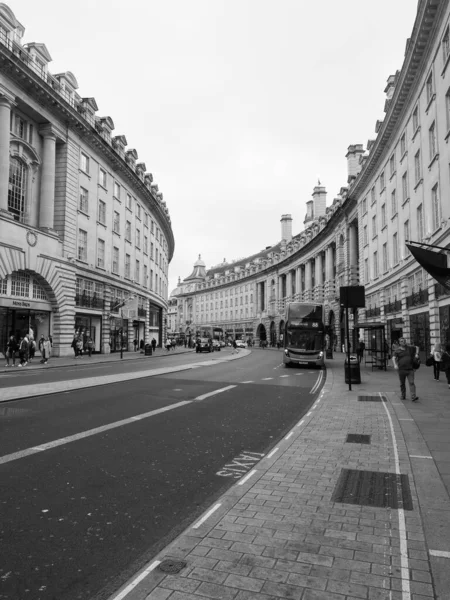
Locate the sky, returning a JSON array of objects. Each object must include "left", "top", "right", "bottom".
[{"left": 10, "top": 0, "right": 418, "bottom": 293}]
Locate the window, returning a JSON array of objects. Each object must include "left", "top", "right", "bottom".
[
  {"left": 136, "top": 204, "right": 141, "bottom": 220},
  {"left": 446, "top": 88, "right": 450, "bottom": 131},
  {"left": 381, "top": 204, "right": 386, "bottom": 228},
  {"left": 97, "top": 239, "right": 105, "bottom": 268},
  {"left": 371, "top": 186, "right": 376, "bottom": 204},
  {"left": 8, "top": 157, "right": 26, "bottom": 222},
  {"left": 151, "top": 220, "right": 154, "bottom": 234},
  {"left": 144, "top": 213, "right": 149, "bottom": 227},
  {"left": 156, "top": 228, "right": 159, "bottom": 241},
  {"left": 113, "top": 181, "right": 120, "bottom": 199},
  {"left": 400, "top": 132, "right": 406, "bottom": 156},
  {"left": 143, "top": 235, "right": 148, "bottom": 254},
  {"left": 363, "top": 225, "right": 368, "bottom": 246},
  {"left": 412, "top": 106, "right": 419, "bottom": 132},
  {"left": 11, "top": 271, "right": 30, "bottom": 297},
  {"left": 432, "top": 184, "right": 441, "bottom": 230},
  {"left": 426, "top": 72, "right": 434, "bottom": 104},
  {"left": 404, "top": 220, "right": 411, "bottom": 256},
  {"left": 391, "top": 189, "right": 397, "bottom": 216},
  {"left": 389, "top": 153, "right": 395, "bottom": 177},
  {"left": 373, "top": 251, "right": 378, "bottom": 278},
  {"left": 429, "top": 121, "right": 437, "bottom": 161},
  {"left": 144, "top": 265, "right": 148, "bottom": 288},
  {"left": 156, "top": 248, "right": 159, "bottom": 263},
  {"left": 80, "top": 152, "right": 90, "bottom": 174},
  {"left": 372, "top": 215, "right": 377, "bottom": 238},
  {"left": 125, "top": 254, "right": 131, "bottom": 279},
  {"left": 112, "top": 247, "right": 119, "bottom": 274},
  {"left": 126, "top": 193, "right": 132, "bottom": 210},
  {"left": 393, "top": 233, "right": 399, "bottom": 265},
  {"left": 125, "top": 220, "right": 131, "bottom": 242},
  {"left": 382, "top": 243, "right": 388, "bottom": 273},
  {"left": 135, "top": 260, "right": 140, "bottom": 283},
  {"left": 150, "top": 242, "right": 154, "bottom": 259},
  {"left": 380, "top": 171, "right": 385, "bottom": 191},
  {"left": 136, "top": 228, "right": 140, "bottom": 248},
  {"left": 78, "top": 229, "right": 88, "bottom": 261},
  {"left": 98, "top": 199, "right": 106, "bottom": 224},
  {"left": 79, "top": 186, "right": 89, "bottom": 213},
  {"left": 99, "top": 168, "right": 107, "bottom": 188},
  {"left": 364, "top": 258, "right": 369, "bottom": 283},
  {"left": 113, "top": 211, "right": 120, "bottom": 234},
  {"left": 417, "top": 204, "right": 424, "bottom": 241},
  {"left": 150, "top": 269, "right": 153, "bottom": 290},
  {"left": 444, "top": 27, "right": 450, "bottom": 63},
  {"left": 402, "top": 172, "right": 408, "bottom": 203},
  {"left": 414, "top": 150, "right": 421, "bottom": 184}
]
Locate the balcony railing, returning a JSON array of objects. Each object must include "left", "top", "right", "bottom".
[
  {"left": 435, "top": 283, "right": 450, "bottom": 299},
  {"left": 365, "top": 307, "right": 381, "bottom": 318},
  {"left": 384, "top": 299, "right": 402, "bottom": 314},
  {"left": 406, "top": 288, "right": 428, "bottom": 308},
  {"left": 75, "top": 293, "right": 105, "bottom": 309}
]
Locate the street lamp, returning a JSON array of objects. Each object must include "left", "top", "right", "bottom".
[{"left": 111, "top": 295, "right": 136, "bottom": 359}]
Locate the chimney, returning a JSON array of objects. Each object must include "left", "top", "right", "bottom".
[
  {"left": 345, "top": 144, "right": 364, "bottom": 183},
  {"left": 312, "top": 183, "right": 326, "bottom": 218},
  {"left": 280, "top": 214, "right": 293, "bottom": 242},
  {"left": 304, "top": 201, "right": 314, "bottom": 225}
]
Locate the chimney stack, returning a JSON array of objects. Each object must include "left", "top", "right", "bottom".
[
  {"left": 345, "top": 144, "right": 364, "bottom": 184},
  {"left": 280, "top": 214, "right": 293, "bottom": 242},
  {"left": 312, "top": 183, "right": 326, "bottom": 218}
]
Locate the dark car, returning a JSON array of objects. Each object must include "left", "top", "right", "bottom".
[{"left": 196, "top": 337, "right": 212, "bottom": 353}]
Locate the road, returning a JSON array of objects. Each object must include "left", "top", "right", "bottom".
[{"left": 0, "top": 349, "right": 324, "bottom": 600}]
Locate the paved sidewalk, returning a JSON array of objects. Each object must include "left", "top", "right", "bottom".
[{"left": 107, "top": 358, "right": 450, "bottom": 600}]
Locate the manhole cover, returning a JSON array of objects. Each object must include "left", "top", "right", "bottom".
[
  {"left": 346, "top": 434, "right": 371, "bottom": 444},
  {"left": 158, "top": 559, "right": 187, "bottom": 574},
  {"left": 357, "top": 395, "right": 386, "bottom": 402},
  {"left": 332, "top": 469, "right": 413, "bottom": 510}
]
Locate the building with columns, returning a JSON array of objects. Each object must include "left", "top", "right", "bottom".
[
  {"left": 0, "top": 4, "right": 174, "bottom": 355},
  {"left": 171, "top": 0, "right": 450, "bottom": 356}
]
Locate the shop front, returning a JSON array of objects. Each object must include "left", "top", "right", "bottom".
[
  {"left": 75, "top": 313, "right": 102, "bottom": 353},
  {"left": 132, "top": 319, "right": 146, "bottom": 351},
  {"left": 409, "top": 310, "right": 430, "bottom": 360},
  {"left": 0, "top": 297, "right": 52, "bottom": 353},
  {"left": 109, "top": 316, "right": 129, "bottom": 353},
  {"left": 439, "top": 305, "right": 450, "bottom": 346},
  {"left": 387, "top": 317, "right": 403, "bottom": 350}
]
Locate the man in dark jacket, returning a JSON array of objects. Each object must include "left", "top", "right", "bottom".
[{"left": 392, "top": 337, "right": 419, "bottom": 402}]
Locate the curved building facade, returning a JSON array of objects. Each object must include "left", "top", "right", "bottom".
[
  {"left": 171, "top": 0, "right": 450, "bottom": 357},
  {"left": 0, "top": 3, "right": 174, "bottom": 356}
]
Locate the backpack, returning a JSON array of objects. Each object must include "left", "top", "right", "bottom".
[{"left": 20, "top": 339, "right": 28, "bottom": 352}]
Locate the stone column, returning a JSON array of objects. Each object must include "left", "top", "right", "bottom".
[
  {"left": 348, "top": 222, "right": 358, "bottom": 285},
  {"left": 39, "top": 124, "right": 57, "bottom": 230},
  {"left": 315, "top": 253, "right": 324, "bottom": 302},
  {"left": 0, "top": 87, "right": 15, "bottom": 216},
  {"left": 287, "top": 271, "right": 293, "bottom": 301},
  {"left": 295, "top": 267, "right": 301, "bottom": 301},
  {"left": 305, "top": 260, "right": 312, "bottom": 302}
]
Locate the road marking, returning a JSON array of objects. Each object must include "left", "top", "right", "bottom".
[
  {"left": 430, "top": 550, "right": 450, "bottom": 558},
  {"left": 310, "top": 370, "right": 323, "bottom": 394},
  {"left": 279, "top": 375, "right": 289, "bottom": 378},
  {"left": 238, "top": 470, "right": 256, "bottom": 485},
  {"left": 173, "top": 388, "right": 183, "bottom": 391},
  {"left": 192, "top": 503, "right": 222, "bottom": 529},
  {"left": 267, "top": 447, "right": 279, "bottom": 458},
  {"left": 0, "top": 401, "right": 191, "bottom": 466},
  {"left": 285, "top": 432, "right": 294, "bottom": 440},
  {"left": 296, "top": 419, "right": 305, "bottom": 427},
  {"left": 110, "top": 561, "right": 161, "bottom": 600},
  {"left": 295, "top": 373, "right": 304, "bottom": 375},
  {"left": 241, "top": 381, "right": 254, "bottom": 384},
  {"left": 409, "top": 455, "right": 433, "bottom": 459},
  {"left": 399, "top": 418, "right": 414, "bottom": 421},
  {"left": 379, "top": 393, "right": 411, "bottom": 600},
  {"left": 261, "top": 377, "right": 273, "bottom": 380},
  {"left": 217, "top": 451, "right": 264, "bottom": 478},
  {"left": 194, "top": 385, "right": 236, "bottom": 401}
]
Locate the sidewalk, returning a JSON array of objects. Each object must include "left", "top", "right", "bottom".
[{"left": 108, "top": 357, "right": 450, "bottom": 600}]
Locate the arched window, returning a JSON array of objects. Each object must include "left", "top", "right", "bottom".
[{"left": 8, "top": 157, "right": 27, "bottom": 222}]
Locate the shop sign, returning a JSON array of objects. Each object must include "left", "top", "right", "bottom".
[{"left": 0, "top": 297, "right": 52, "bottom": 311}]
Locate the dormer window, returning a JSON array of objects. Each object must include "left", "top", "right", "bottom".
[{"left": 10, "top": 112, "right": 33, "bottom": 145}]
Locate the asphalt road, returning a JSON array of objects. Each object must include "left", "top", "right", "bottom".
[{"left": 0, "top": 350, "right": 324, "bottom": 600}]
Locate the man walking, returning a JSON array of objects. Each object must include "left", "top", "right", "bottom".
[{"left": 392, "top": 337, "right": 419, "bottom": 402}]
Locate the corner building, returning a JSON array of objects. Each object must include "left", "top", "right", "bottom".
[
  {"left": 0, "top": 4, "right": 174, "bottom": 355},
  {"left": 172, "top": 0, "right": 450, "bottom": 355}
]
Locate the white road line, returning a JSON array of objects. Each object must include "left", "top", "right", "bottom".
[
  {"left": 0, "top": 401, "right": 191, "bottom": 466},
  {"left": 241, "top": 381, "right": 254, "bottom": 384},
  {"left": 409, "top": 455, "right": 433, "bottom": 459},
  {"left": 110, "top": 561, "right": 161, "bottom": 600},
  {"left": 194, "top": 385, "right": 236, "bottom": 400},
  {"left": 310, "top": 370, "right": 323, "bottom": 394},
  {"left": 380, "top": 393, "right": 411, "bottom": 600},
  {"left": 192, "top": 503, "right": 222, "bottom": 529},
  {"left": 279, "top": 375, "right": 289, "bottom": 378},
  {"left": 399, "top": 418, "right": 414, "bottom": 421},
  {"left": 429, "top": 550, "right": 450, "bottom": 558},
  {"left": 296, "top": 419, "right": 305, "bottom": 427},
  {"left": 295, "top": 373, "right": 304, "bottom": 376},
  {"left": 284, "top": 432, "right": 294, "bottom": 440},
  {"left": 238, "top": 470, "right": 256, "bottom": 485},
  {"left": 261, "top": 377, "right": 273, "bottom": 381},
  {"left": 267, "top": 447, "right": 279, "bottom": 458}
]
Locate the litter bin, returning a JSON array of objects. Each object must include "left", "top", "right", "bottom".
[
  {"left": 144, "top": 343, "right": 152, "bottom": 356},
  {"left": 345, "top": 355, "right": 361, "bottom": 384}
]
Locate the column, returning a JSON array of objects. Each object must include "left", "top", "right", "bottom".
[
  {"left": 0, "top": 87, "right": 15, "bottom": 215},
  {"left": 295, "top": 267, "right": 301, "bottom": 301},
  {"left": 286, "top": 271, "right": 293, "bottom": 301},
  {"left": 39, "top": 124, "right": 57, "bottom": 230},
  {"left": 305, "top": 260, "right": 312, "bottom": 302},
  {"left": 315, "top": 253, "right": 324, "bottom": 302},
  {"left": 348, "top": 222, "right": 358, "bottom": 285}
]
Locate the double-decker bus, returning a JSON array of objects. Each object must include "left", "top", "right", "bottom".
[
  {"left": 282, "top": 302, "right": 325, "bottom": 368},
  {"left": 197, "top": 326, "right": 224, "bottom": 343}
]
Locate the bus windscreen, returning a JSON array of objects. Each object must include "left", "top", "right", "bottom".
[
  {"left": 287, "top": 304, "right": 323, "bottom": 322},
  {"left": 286, "top": 330, "right": 323, "bottom": 351}
]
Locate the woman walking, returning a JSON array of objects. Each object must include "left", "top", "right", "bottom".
[
  {"left": 431, "top": 342, "right": 442, "bottom": 381},
  {"left": 440, "top": 344, "right": 450, "bottom": 389}
]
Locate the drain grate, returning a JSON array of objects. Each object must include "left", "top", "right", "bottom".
[
  {"left": 332, "top": 469, "right": 413, "bottom": 510},
  {"left": 158, "top": 559, "right": 187, "bottom": 574},
  {"left": 357, "top": 395, "right": 386, "bottom": 402},
  {"left": 346, "top": 434, "right": 371, "bottom": 444}
]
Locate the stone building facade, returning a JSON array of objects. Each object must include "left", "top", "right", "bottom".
[
  {"left": 171, "top": 0, "right": 450, "bottom": 357},
  {"left": 0, "top": 4, "right": 174, "bottom": 356}
]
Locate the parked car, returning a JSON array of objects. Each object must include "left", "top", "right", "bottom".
[
  {"left": 196, "top": 337, "right": 212, "bottom": 353},
  {"left": 218, "top": 340, "right": 226, "bottom": 347},
  {"left": 235, "top": 340, "right": 246, "bottom": 349},
  {"left": 212, "top": 340, "right": 221, "bottom": 351}
]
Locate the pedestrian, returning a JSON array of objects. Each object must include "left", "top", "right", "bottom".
[
  {"left": 5, "top": 334, "right": 18, "bottom": 367},
  {"left": 392, "top": 337, "right": 420, "bottom": 402},
  {"left": 151, "top": 338, "right": 157, "bottom": 352},
  {"left": 76, "top": 336, "right": 83, "bottom": 357},
  {"left": 29, "top": 338, "right": 36, "bottom": 362},
  {"left": 440, "top": 344, "right": 450, "bottom": 389},
  {"left": 38, "top": 334, "right": 45, "bottom": 361},
  {"left": 140, "top": 339, "right": 144, "bottom": 352},
  {"left": 232, "top": 339, "right": 239, "bottom": 354},
  {"left": 42, "top": 336, "right": 52, "bottom": 364},
  {"left": 430, "top": 342, "right": 442, "bottom": 381},
  {"left": 165, "top": 339, "right": 171, "bottom": 351},
  {"left": 171, "top": 338, "right": 176, "bottom": 351},
  {"left": 86, "top": 336, "right": 94, "bottom": 357},
  {"left": 71, "top": 334, "right": 78, "bottom": 357},
  {"left": 357, "top": 339, "right": 366, "bottom": 364},
  {"left": 18, "top": 335, "right": 29, "bottom": 367},
  {"left": 133, "top": 338, "right": 138, "bottom": 352}
]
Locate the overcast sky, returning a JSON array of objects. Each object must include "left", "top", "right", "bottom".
[{"left": 11, "top": 0, "right": 417, "bottom": 293}]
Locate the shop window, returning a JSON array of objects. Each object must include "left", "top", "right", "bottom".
[
  {"left": 11, "top": 271, "right": 30, "bottom": 297},
  {"left": 8, "top": 157, "right": 27, "bottom": 222}
]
